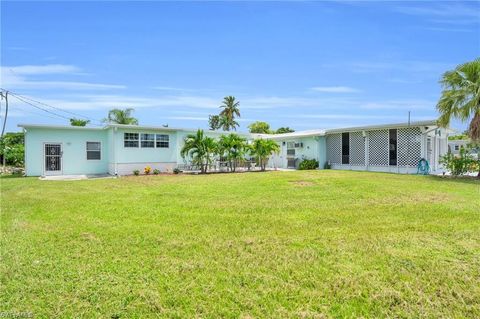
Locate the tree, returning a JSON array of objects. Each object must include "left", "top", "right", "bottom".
[
  {"left": 0, "top": 132, "right": 24, "bottom": 167},
  {"left": 208, "top": 115, "right": 221, "bottom": 130},
  {"left": 276, "top": 127, "right": 295, "bottom": 134},
  {"left": 437, "top": 58, "right": 480, "bottom": 142},
  {"left": 219, "top": 96, "right": 240, "bottom": 131},
  {"left": 180, "top": 129, "right": 217, "bottom": 174},
  {"left": 70, "top": 118, "right": 90, "bottom": 126},
  {"left": 249, "top": 139, "right": 280, "bottom": 171},
  {"left": 248, "top": 121, "right": 272, "bottom": 134},
  {"left": 103, "top": 108, "right": 139, "bottom": 125},
  {"left": 218, "top": 133, "right": 247, "bottom": 172}
]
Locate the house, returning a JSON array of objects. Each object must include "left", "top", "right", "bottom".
[
  {"left": 448, "top": 139, "right": 469, "bottom": 155},
  {"left": 265, "top": 120, "right": 448, "bottom": 173},
  {"left": 18, "top": 120, "right": 449, "bottom": 176}
]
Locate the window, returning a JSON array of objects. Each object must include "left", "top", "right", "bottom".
[
  {"left": 124, "top": 133, "right": 139, "bottom": 148},
  {"left": 342, "top": 132, "right": 349, "bottom": 164},
  {"left": 389, "top": 129, "right": 397, "bottom": 166},
  {"left": 141, "top": 133, "right": 155, "bottom": 148},
  {"left": 86, "top": 142, "right": 101, "bottom": 160},
  {"left": 454, "top": 145, "right": 460, "bottom": 151},
  {"left": 156, "top": 134, "right": 169, "bottom": 148}
]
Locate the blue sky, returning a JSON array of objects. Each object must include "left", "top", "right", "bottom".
[{"left": 1, "top": 1, "right": 479, "bottom": 133}]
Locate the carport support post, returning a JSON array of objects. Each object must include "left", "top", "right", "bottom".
[{"left": 364, "top": 131, "right": 369, "bottom": 171}]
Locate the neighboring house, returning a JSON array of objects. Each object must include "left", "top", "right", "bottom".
[
  {"left": 448, "top": 139, "right": 469, "bottom": 155},
  {"left": 19, "top": 120, "right": 448, "bottom": 176}
]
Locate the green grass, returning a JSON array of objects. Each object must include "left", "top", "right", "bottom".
[{"left": 1, "top": 171, "right": 479, "bottom": 318}]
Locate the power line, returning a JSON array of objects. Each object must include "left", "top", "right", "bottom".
[
  {"left": 9, "top": 93, "right": 72, "bottom": 121},
  {"left": 3, "top": 89, "right": 103, "bottom": 124}
]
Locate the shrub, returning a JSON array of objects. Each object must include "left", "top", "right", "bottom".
[
  {"left": 144, "top": 166, "right": 151, "bottom": 175},
  {"left": 173, "top": 168, "right": 180, "bottom": 174},
  {"left": 153, "top": 169, "right": 160, "bottom": 175},
  {"left": 324, "top": 161, "right": 331, "bottom": 169},
  {"left": 133, "top": 169, "right": 140, "bottom": 176},
  {"left": 299, "top": 159, "right": 319, "bottom": 170},
  {"left": 440, "top": 147, "right": 478, "bottom": 176}
]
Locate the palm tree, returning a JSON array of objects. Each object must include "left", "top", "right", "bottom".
[
  {"left": 219, "top": 114, "right": 239, "bottom": 132},
  {"left": 219, "top": 96, "right": 240, "bottom": 131},
  {"left": 180, "top": 129, "right": 217, "bottom": 173},
  {"left": 437, "top": 58, "right": 480, "bottom": 141},
  {"left": 249, "top": 139, "right": 280, "bottom": 171},
  {"left": 218, "top": 133, "right": 247, "bottom": 172},
  {"left": 103, "top": 108, "right": 139, "bottom": 125}
]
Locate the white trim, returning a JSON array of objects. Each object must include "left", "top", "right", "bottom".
[{"left": 85, "top": 141, "right": 102, "bottom": 161}]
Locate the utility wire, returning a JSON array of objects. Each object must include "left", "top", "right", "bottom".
[
  {"left": 3, "top": 89, "right": 103, "bottom": 124},
  {"left": 9, "top": 93, "right": 72, "bottom": 121},
  {"left": 1, "top": 88, "right": 104, "bottom": 126}
]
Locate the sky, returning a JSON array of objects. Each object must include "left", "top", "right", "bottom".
[{"left": 1, "top": 1, "right": 479, "bottom": 133}]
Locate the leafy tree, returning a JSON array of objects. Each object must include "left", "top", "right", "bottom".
[
  {"left": 249, "top": 139, "right": 280, "bottom": 171},
  {"left": 208, "top": 115, "right": 221, "bottom": 130},
  {"left": 437, "top": 58, "right": 480, "bottom": 141},
  {"left": 70, "top": 118, "right": 90, "bottom": 126},
  {"left": 219, "top": 96, "right": 240, "bottom": 131},
  {"left": 0, "top": 132, "right": 25, "bottom": 167},
  {"left": 276, "top": 127, "right": 295, "bottom": 134},
  {"left": 218, "top": 133, "right": 247, "bottom": 172},
  {"left": 103, "top": 108, "right": 139, "bottom": 125},
  {"left": 248, "top": 121, "right": 272, "bottom": 134},
  {"left": 180, "top": 129, "right": 217, "bottom": 173}
]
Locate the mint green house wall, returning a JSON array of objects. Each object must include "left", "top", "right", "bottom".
[{"left": 24, "top": 127, "right": 109, "bottom": 176}]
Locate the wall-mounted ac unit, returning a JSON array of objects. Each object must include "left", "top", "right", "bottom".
[{"left": 294, "top": 142, "right": 304, "bottom": 148}]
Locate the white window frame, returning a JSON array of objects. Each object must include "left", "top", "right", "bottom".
[
  {"left": 141, "top": 133, "right": 155, "bottom": 148},
  {"left": 124, "top": 133, "right": 139, "bottom": 148},
  {"left": 155, "top": 134, "right": 170, "bottom": 148},
  {"left": 86, "top": 141, "right": 102, "bottom": 160}
]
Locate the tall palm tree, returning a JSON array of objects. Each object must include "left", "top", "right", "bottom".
[
  {"left": 180, "top": 129, "right": 217, "bottom": 173},
  {"left": 219, "top": 96, "right": 240, "bottom": 131},
  {"left": 249, "top": 139, "right": 280, "bottom": 171},
  {"left": 218, "top": 133, "right": 247, "bottom": 172},
  {"left": 103, "top": 108, "right": 139, "bottom": 125},
  {"left": 219, "top": 114, "right": 239, "bottom": 132},
  {"left": 437, "top": 58, "right": 480, "bottom": 141}
]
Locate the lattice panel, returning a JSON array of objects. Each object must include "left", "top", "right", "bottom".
[
  {"left": 368, "top": 129, "right": 389, "bottom": 166},
  {"left": 397, "top": 127, "right": 422, "bottom": 166},
  {"left": 326, "top": 133, "right": 342, "bottom": 164},
  {"left": 349, "top": 131, "right": 365, "bottom": 165}
]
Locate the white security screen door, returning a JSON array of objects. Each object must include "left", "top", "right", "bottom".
[{"left": 44, "top": 143, "right": 62, "bottom": 175}]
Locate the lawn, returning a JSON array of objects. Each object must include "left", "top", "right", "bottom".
[{"left": 1, "top": 171, "right": 479, "bottom": 318}]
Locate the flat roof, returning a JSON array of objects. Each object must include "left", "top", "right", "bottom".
[{"left": 18, "top": 120, "right": 440, "bottom": 138}]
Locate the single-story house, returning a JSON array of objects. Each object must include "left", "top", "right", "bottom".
[
  {"left": 19, "top": 120, "right": 448, "bottom": 176},
  {"left": 265, "top": 120, "right": 449, "bottom": 174}
]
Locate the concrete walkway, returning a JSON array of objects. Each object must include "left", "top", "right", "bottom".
[{"left": 40, "top": 174, "right": 115, "bottom": 181}]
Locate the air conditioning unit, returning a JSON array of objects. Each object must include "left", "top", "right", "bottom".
[{"left": 294, "top": 142, "right": 304, "bottom": 148}]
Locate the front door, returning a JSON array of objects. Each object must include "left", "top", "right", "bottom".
[
  {"left": 44, "top": 143, "right": 62, "bottom": 175},
  {"left": 286, "top": 142, "right": 296, "bottom": 168}
]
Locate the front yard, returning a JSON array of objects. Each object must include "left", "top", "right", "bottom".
[{"left": 1, "top": 171, "right": 479, "bottom": 318}]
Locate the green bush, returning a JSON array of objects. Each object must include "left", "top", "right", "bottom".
[
  {"left": 440, "top": 147, "right": 479, "bottom": 176},
  {"left": 133, "top": 170, "right": 140, "bottom": 176},
  {"left": 298, "top": 159, "right": 319, "bottom": 170},
  {"left": 0, "top": 132, "right": 25, "bottom": 167},
  {"left": 173, "top": 168, "right": 180, "bottom": 174},
  {"left": 153, "top": 169, "right": 160, "bottom": 175}
]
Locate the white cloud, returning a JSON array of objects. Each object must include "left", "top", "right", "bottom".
[
  {"left": 360, "top": 99, "right": 434, "bottom": 110},
  {"left": 6, "top": 64, "right": 81, "bottom": 75},
  {"left": 0, "top": 64, "right": 126, "bottom": 91},
  {"left": 310, "top": 86, "right": 361, "bottom": 93}
]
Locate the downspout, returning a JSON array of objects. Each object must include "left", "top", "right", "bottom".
[{"left": 113, "top": 127, "right": 118, "bottom": 175}]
